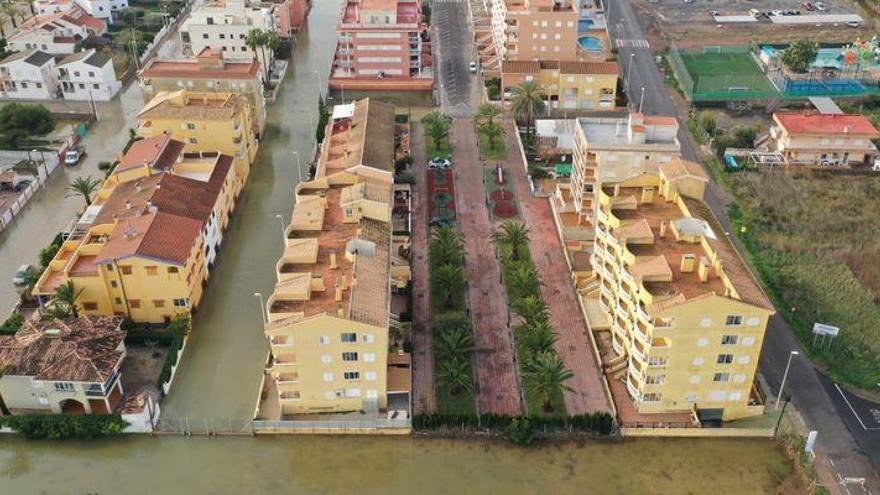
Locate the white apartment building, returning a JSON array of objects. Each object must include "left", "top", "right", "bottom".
[
  {"left": 180, "top": 0, "right": 277, "bottom": 70},
  {"left": 73, "top": 0, "right": 129, "bottom": 22},
  {"left": 56, "top": 49, "right": 122, "bottom": 101},
  {"left": 0, "top": 50, "right": 60, "bottom": 99},
  {"left": 8, "top": 8, "right": 106, "bottom": 54}
]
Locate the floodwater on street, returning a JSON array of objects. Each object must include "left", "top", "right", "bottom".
[{"left": 0, "top": 435, "right": 794, "bottom": 495}]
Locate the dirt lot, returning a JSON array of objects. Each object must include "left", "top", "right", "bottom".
[{"left": 120, "top": 345, "right": 167, "bottom": 399}]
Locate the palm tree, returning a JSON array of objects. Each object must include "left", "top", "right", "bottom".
[
  {"left": 245, "top": 29, "right": 271, "bottom": 85},
  {"left": 434, "top": 325, "right": 473, "bottom": 359},
  {"left": 474, "top": 103, "right": 503, "bottom": 127},
  {"left": 506, "top": 261, "right": 540, "bottom": 301},
  {"left": 433, "top": 264, "right": 464, "bottom": 309},
  {"left": 421, "top": 110, "right": 452, "bottom": 154},
  {"left": 436, "top": 356, "right": 473, "bottom": 396},
  {"left": 519, "top": 319, "right": 558, "bottom": 356},
  {"left": 430, "top": 225, "right": 463, "bottom": 267},
  {"left": 65, "top": 176, "right": 101, "bottom": 209},
  {"left": 53, "top": 280, "right": 84, "bottom": 318},
  {"left": 510, "top": 81, "right": 546, "bottom": 142},
  {"left": 512, "top": 294, "right": 548, "bottom": 323},
  {"left": 523, "top": 351, "right": 573, "bottom": 413},
  {"left": 492, "top": 222, "right": 530, "bottom": 261},
  {"left": 434, "top": 310, "right": 472, "bottom": 335},
  {"left": 478, "top": 121, "right": 505, "bottom": 155}
]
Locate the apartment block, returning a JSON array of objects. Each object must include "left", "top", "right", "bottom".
[
  {"left": 587, "top": 162, "right": 773, "bottom": 421},
  {"left": 8, "top": 8, "right": 106, "bottom": 54},
  {"left": 0, "top": 316, "right": 126, "bottom": 415},
  {"left": 33, "top": 143, "right": 237, "bottom": 324},
  {"left": 552, "top": 113, "right": 680, "bottom": 249},
  {"left": 56, "top": 49, "right": 122, "bottom": 101},
  {"left": 261, "top": 98, "right": 412, "bottom": 419},
  {"left": 139, "top": 49, "right": 267, "bottom": 135},
  {"left": 180, "top": 0, "right": 277, "bottom": 70},
  {"left": 489, "top": 0, "right": 579, "bottom": 61},
  {"left": 770, "top": 112, "right": 880, "bottom": 166},
  {"left": 330, "top": 0, "right": 432, "bottom": 92},
  {"left": 501, "top": 60, "right": 617, "bottom": 110},
  {"left": 0, "top": 50, "right": 61, "bottom": 99},
  {"left": 136, "top": 90, "right": 258, "bottom": 195},
  {"left": 269, "top": 0, "right": 310, "bottom": 38}
]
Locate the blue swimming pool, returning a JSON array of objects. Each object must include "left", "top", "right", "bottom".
[
  {"left": 578, "top": 35, "right": 603, "bottom": 52},
  {"left": 578, "top": 19, "right": 594, "bottom": 32}
]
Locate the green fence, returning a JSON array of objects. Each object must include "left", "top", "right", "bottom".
[{"left": 667, "top": 47, "right": 695, "bottom": 98}]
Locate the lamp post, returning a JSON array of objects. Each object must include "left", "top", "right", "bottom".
[
  {"left": 253, "top": 292, "right": 267, "bottom": 326},
  {"left": 292, "top": 150, "right": 302, "bottom": 184},
  {"left": 638, "top": 86, "right": 645, "bottom": 114},
  {"left": 626, "top": 53, "right": 635, "bottom": 88},
  {"left": 775, "top": 350, "right": 799, "bottom": 410},
  {"left": 274, "top": 214, "right": 286, "bottom": 243}
]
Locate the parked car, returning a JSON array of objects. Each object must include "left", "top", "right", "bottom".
[
  {"left": 815, "top": 2, "right": 826, "bottom": 11},
  {"left": 12, "top": 264, "right": 32, "bottom": 286},
  {"left": 803, "top": 1, "right": 815, "bottom": 10},
  {"left": 469, "top": 61, "right": 478, "bottom": 73},
  {"left": 63, "top": 148, "right": 84, "bottom": 166},
  {"left": 771, "top": 9, "right": 783, "bottom": 16},
  {"left": 428, "top": 157, "right": 452, "bottom": 169},
  {"left": 710, "top": 10, "right": 719, "bottom": 16},
  {"left": 749, "top": 8, "right": 761, "bottom": 16},
  {"left": 847, "top": 20, "right": 862, "bottom": 27}
]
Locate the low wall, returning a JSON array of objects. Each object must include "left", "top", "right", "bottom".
[
  {"left": 621, "top": 426, "right": 774, "bottom": 438},
  {"left": 160, "top": 336, "right": 189, "bottom": 396},
  {"left": 328, "top": 77, "right": 433, "bottom": 92},
  {"left": 252, "top": 419, "right": 412, "bottom": 435}
]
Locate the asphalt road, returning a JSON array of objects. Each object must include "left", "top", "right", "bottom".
[
  {"left": 606, "top": 0, "right": 880, "bottom": 490},
  {"left": 432, "top": 0, "right": 482, "bottom": 116}
]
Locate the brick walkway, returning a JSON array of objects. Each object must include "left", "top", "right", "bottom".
[
  {"left": 502, "top": 120, "right": 614, "bottom": 415},
  {"left": 410, "top": 123, "right": 436, "bottom": 414},
  {"left": 451, "top": 118, "right": 523, "bottom": 416}
]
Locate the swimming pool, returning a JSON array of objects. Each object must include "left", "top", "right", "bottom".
[
  {"left": 578, "top": 19, "right": 594, "bottom": 32},
  {"left": 578, "top": 35, "right": 603, "bottom": 52}
]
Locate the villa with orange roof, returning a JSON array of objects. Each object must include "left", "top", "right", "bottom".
[
  {"left": 256, "top": 98, "right": 412, "bottom": 429},
  {"left": 9, "top": 7, "right": 106, "bottom": 54},
  {"left": 769, "top": 112, "right": 880, "bottom": 166}
]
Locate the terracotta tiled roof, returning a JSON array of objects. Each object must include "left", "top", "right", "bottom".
[
  {"left": 503, "top": 60, "right": 618, "bottom": 75},
  {"left": 774, "top": 112, "right": 880, "bottom": 136},
  {"left": 0, "top": 316, "right": 124, "bottom": 383},
  {"left": 659, "top": 158, "right": 708, "bottom": 182},
  {"left": 502, "top": 60, "right": 541, "bottom": 74},
  {"left": 116, "top": 134, "right": 185, "bottom": 174},
  {"left": 95, "top": 211, "right": 202, "bottom": 266}
]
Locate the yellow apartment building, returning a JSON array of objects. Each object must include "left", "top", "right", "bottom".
[
  {"left": 260, "top": 98, "right": 412, "bottom": 419},
  {"left": 501, "top": 60, "right": 617, "bottom": 111},
  {"left": 33, "top": 151, "right": 237, "bottom": 324},
  {"left": 136, "top": 90, "right": 258, "bottom": 196},
  {"left": 583, "top": 161, "right": 774, "bottom": 421},
  {"left": 769, "top": 112, "right": 880, "bottom": 166},
  {"left": 551, "top": 113, "right": 681, "bottom": 251},
  {"left": 490, "top": 0, "right": 579, "bottom": 61}
]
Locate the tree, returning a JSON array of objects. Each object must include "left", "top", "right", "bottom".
[
  {"left": 505, "top": 261, "right": 540, "bottom": 301},
  {"left": 430, "top": 225, "right": 463, "bottom": 268},
  {"left": 0, "top": 103, "right": 56, "bottom": 149},
  {"left": 1, "top": 1, "right": 20, "bottom": 28},
  {"left": 698, "top": 111, "right": 716, "bottom": 136},
  {"left": 66, "top": 176, "right": 101, "bottom": 208},
  {"left": 53, "top": 281, "right": 84, "bottom": 318},
  {"left": 782, "top": 39, "right": 819, "bottom": 73},
  {"left": 436, "top": 356, "right": 473, "bottom": 396},
  {"left": 492, "top": 221, "right": 530, "bottom": 262},
  {"left": 511, "top": 294, "right": 548, "bottom": 323},
  {"left": 730, "top": 126, "right": 757, "bottom": 148},
  {"left": 98, "top": 161, "right": 115, "bottom": 177},
  {"left": 434, "top": 325, "right": 473, "bottom": 359},
  {"left": 523, "top": 351, "right": 573, "bottom": 413},
  {"left": 433, "top": 264, "right": 464, "bottom": 309},
  {"left": 434, "top": 311, "right": 472, "bottom": 335},
  {"left": 421, "top": 111, "right": 452, "bottom": 154},
  {"left": 519, "top": 319, "right": 558, "bottom": 356},
  {"left": 510, "top": 81, "right": 545, "bottom": 141},
  {"left": 478, "top": 121, "right": 505, "bottom": 154},
  {"left": 245, "top": 29, "right": 272, "bottom": 85},
  {"left": 474, "top": 103, "right": 503, "bottom": 127}
]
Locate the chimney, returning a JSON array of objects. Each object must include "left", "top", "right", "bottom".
[
  {"left": 680, "top": 253, "right": 696, "bottom": 273},
  {"left": 659, "top": 220, "right": 668, "bottom": 238},
  {"left": 641, "top": 186, "right": 654, "bottom": 204},
  {"left": 698, "top": 256, "right": 711, "bottom": 282},
  {"left": 330, "top": 250, "right": 337, "bottom": 269}
]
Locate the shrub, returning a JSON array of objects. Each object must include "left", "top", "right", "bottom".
[
  {"left": 0, "top": 312, "right": 24, "bottom": 335},
  {"left": 0, "top": 414, "right": 127, "bottom": 439},
  {"left": 157, "top": 335, "right": 184, "bottom": 390},
  {"left": 412, "top": 412, "right": 614, "bottom": 435},
  {"left": 39, "top": 242, "right": 61, "bottom": 269},
  {"left": 505, "top": 417, "right": 536, "bottom": 445}
]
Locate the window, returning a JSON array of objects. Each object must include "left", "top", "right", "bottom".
[
  {"left": 110, "top": 280, "right": 118, "bottom": 288},
  {"left": 173, "top": 298, "right": 189, "bottom": 308},
  {"left": 79, "top": 83, "right": 85, "bottom": 89},
  {"left": 685, "top": 393, "right": 697, "bottom": 403},
  {"left": 319, "top": 335, "right": 330, "bottom": 345},
  {"left": 185, "top": 122, "right": 196, "bottom": 130},
  {"left": 324, "top": 390, "right": 336, "bottom": 400},
  {"left": 168, "top": 267, "right": 179, "bottom": 274},
  {"left": 721, "top": 335, "right": 738, "bottom": 345},
  {"left": 342, "top": 352, "right": 358, "bottom": 362},
  {"left": 120, "top": 265, "right": 132, "bottom": 275},
  {"left": 130, "top": 299, "right": 141, "bottom": 309},
  {"left": 153, "top": 299, "right": 166, "bottom": 308},
  {"left": 366, "top": 389, "right": 378, "bottom": 399},
  {"left": 365, "top": 371, "right": 377, "bottom": 381},
  {"left": 322, "top": 372, "right": 334, "bottom": 382},
  {"left": 340, "top": 332, "right": 357, "bottom": 343},
  {"left": 742, "top": 336, "right": 756, "bottom": 346},
  {"left": 219, "top": 33, "right": 226, "bottom": 39},
  {"left": 737, "top": 355, "right": 750, "bottom": 365},
  {"left": 145, "top": 266, "right": 158, "bottom": 276},
  {"left": 716, "top": 354, "right": 734, "bottom": 364},
  {"left": 363, "top": 353, "right": 376, "bottom": 362},
  {"left": 362, "top": 334, "right": 375, "bottom": 343},
  {"left": 54, "top": 382, "right": 74, "bottom": 391},
  {"left": 725, "top": 315, "right": 743, "bottom": 326},
  {"left": 88, "top": 71, "right": 94, "bottom": 77},
  {"left": 645, "top": 374, "right": 665, "bottom": 385},
  {"left": 202, "top": 33, "right": 209, "bottom": 39},
  {"left": 106, "top": 264, "right": 114, "bottom": 271},
  {"left": 93, "top": 83, "right": 99, "bottom": 90},
  {"left": 35, "top": 82, "right": 42, "bottom": 88},
  {"left": 320, "top": 354, "right": 331, "bottom": 363},
  {"left": 344, "top": 371, "right": 360, "bottom": 380},
  {"left": 345, "top": 388, "right": 361, "bottom": 398},
  {"left": 647, "top": 356, "right": 666, "bottom": 367},
  {"left": 713, "top": 373, "right": 730, "bottom": 383},
  {"left": 83, "top": 302, "right": 98, "bottom": 311},
  {"left": 114, "top": 297, "right": 122, "bottom": 305},
  {"left": 74, "top": 71, "right": 80, "bottom": 77},
  {"left": 188, "top": 138, "right": 199, "bottom": 144},
  {"left": 642, "top": 393, "right": 661, "bottom": 402},
  {"left": 689, "top": 375, "right": 700, "bottom": 384}
]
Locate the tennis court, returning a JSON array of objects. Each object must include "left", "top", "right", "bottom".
[{"left": 678, "top": 51, "right": 777, "bottom": 96}]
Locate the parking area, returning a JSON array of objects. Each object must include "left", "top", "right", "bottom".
[{"left": 648, "top": 0, "right": 857, "bottom": 25}]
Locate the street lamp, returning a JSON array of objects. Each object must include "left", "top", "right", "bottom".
[
  {"left": 292, "top": 150, "right": 302, "bottom": 184},
  {"left": 626, "top": 53, "right": 635, "bottom": 87},
  {"left": 274, "top": 214, "right": 286, "bottom": 242},
  {"left": 775, "top": 350, "right": 799, "bottom": 410},
  {"left": 253, "top": 292, "right": 268, "bottom": 326},
  {"left": 638, "top": 86, "right": 645, "bottom": 114}
]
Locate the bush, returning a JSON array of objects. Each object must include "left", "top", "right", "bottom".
[
  {"left": 124, "top": 328, "right": 179, "bottom": 346},
  {"left": 0, "top": 414, "right": 127, "bottom": 439},
  {"left": 0, "top": 312, "right": 24, "bottom": 335},
  {"left": 505, "top": 417, "right": 536, "bottom": 445},
  {"left": 39, "top": 242, "right": 61, "bottom": 269},
  {"left": 412, "top": 412, "right": 614, "bottom": 436},
  {"left": 157, "top": 334, "right": 184, "bottom": 390}
]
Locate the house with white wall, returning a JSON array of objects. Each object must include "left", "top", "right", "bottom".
[
  {"left": 56, "top": 48, "right": 121, "bottom": 101},
  {"left": 179, "top": 0, "right": 277, "bottom": 70},
  {"left": 8, "top": 8, "right": 106, "bottom": 54},
  {"left": 0, "top": 50, "right": 60, "bottom": 99},
  {"left": 73, "top": 0, "right": 129, "bottom": 22}
]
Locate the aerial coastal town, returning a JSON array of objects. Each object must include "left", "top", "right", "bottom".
[{"left": 0, "top": 0, "right": 879, "bottom": 493}]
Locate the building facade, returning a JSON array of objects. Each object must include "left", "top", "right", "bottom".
[
  {"left": 57, "top": 49, "right": 122, "bottom": 101},
  {"left": 770, "top": 112, "right": 880, "bottom": 166},
  {"left": 138, "top": 49, "right": 267, "bottom": 135},
  {"left": 501, "top": 59, "right": 617, "bottom": 110},
  {"left": 0, "top": 50, "right": 60, "bottom": 99},
  {"left": 180, "top": 0, "right": 277, "bottom": 70},
  {"left": 489, "top": 0, "right": 579, "bottom": 61},
  {"left": 136, "top": 90, "right": 259, "bottom": 195},
  {"left": 589, "top": 164, "right": 773, "bottom": 421},
  {"left": 8, "top": 8, "right": 106, "bottom": 54},
  {"left": 330, "top": 0, "right": 432, "bottom": 92},
  {"left": 0, "top": 316, "right": 126, "bottom": 415}
]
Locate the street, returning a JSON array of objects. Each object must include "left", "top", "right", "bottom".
[{"left": 606, "top": 0, "right": 880, "bottom": 489}]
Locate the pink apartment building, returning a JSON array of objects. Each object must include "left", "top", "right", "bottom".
[
  {"left": 271, "top": 0, "right": 310, "bottom": 38},
  {"left": 330, "top": 0, "right": 432, "bottom": 92}
]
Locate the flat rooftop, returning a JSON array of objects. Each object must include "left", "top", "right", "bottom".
[{"left": 579, "top": 114, "right": 679, "bottom": 148}]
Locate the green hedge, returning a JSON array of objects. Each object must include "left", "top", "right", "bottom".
[
  {"left": 124, "top": 328, "right": 180, "bottom": 346},
  {"left": 0, "top": 414, "right": 127, "bottom": 439},
  {"left": 157, "top": 335, "right": 183, "bottom": 391},
  {"left": 0, "top": 312, "right": 23, "bottom": 335},
  {"left": 413, "top": 412, "right": 614, "bottom": 435}
]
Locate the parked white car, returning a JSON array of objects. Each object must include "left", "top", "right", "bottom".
[{"left": 12, "top": 264, "right": 32, "bottom": 286}]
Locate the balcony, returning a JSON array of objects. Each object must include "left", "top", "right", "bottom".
[
  {"left": 273, "top": 353, "right": 297, "bottom": 366},
  {"left": 270, "top": 335, "right": 293, "bottom": 346}
]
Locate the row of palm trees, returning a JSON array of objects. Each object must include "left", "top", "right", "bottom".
[
  {"left": 429, "top": 225, "right": 476, "bottom": 398},
  {"left": 493, "top": 222, "right": 573, "bottom": 414},
  {"left": 474, "top": 104, "right": 504, "bottom": 155},
  {"left": 421, "top": 110, "right": 452, "bottom": 155}
]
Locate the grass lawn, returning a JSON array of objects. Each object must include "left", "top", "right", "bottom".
[
  {"left": 679, "top": 52, "right": 775, "bottom": 95},
  {"left": 436, "top": 383, "right": 477, "bottom": 415},
  {"left": 425, "top": 137, "right": 451, "bottom": 160},
  {"left": 730, "top": 170, "right": 880, "bottom": 391},
  {"left": 479, "top": 133, "right": 507, "bottom": 160}
]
